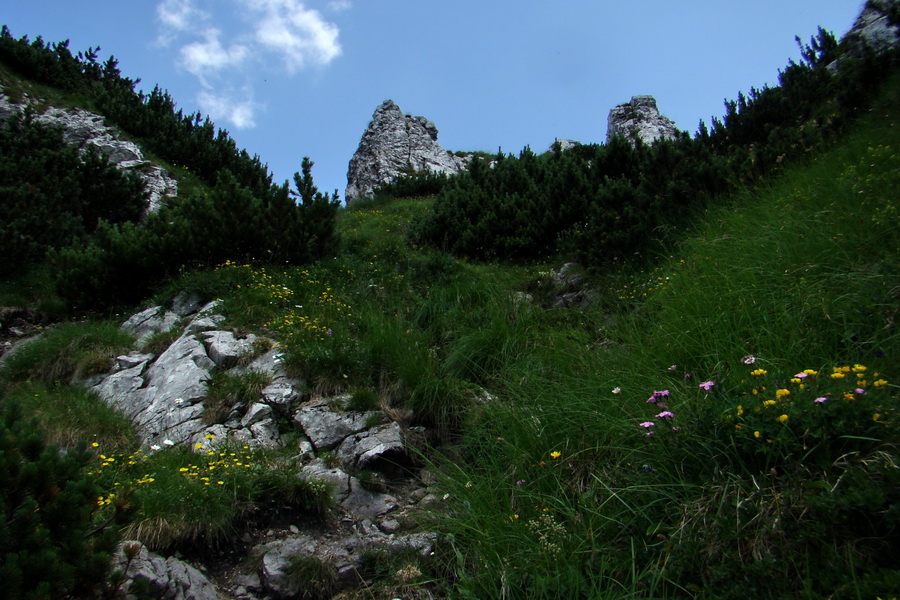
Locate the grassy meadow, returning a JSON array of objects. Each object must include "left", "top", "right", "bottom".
[{"left": 1, "top": 67, "right": 898, "bottom": 600}]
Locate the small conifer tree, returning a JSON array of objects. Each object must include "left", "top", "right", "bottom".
[{"left": 0, "top": 402, "right": 121, "bottom": 598}]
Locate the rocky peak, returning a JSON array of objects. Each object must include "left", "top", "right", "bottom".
[
  {"left": 606, "top": 95, "right": 680, "bottom": 146},
  {"left": 345, "top": 99, "right": 468, "bottom": 204},
  {"left": 830, "top": 0, "right": 900, "bottom": 71}
]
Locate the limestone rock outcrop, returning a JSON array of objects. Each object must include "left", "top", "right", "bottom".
[
  {"left": 842, "top": 0, "right": 900, "bottom": 58},
  {"left": 112, "top": 541, "right": 219, "bottom": 600},
  {"left": 606, "top": 95, "right": 680, "bottom": 146},
  {"left": 345, "top": 100, "right": 468, "bottom": 204},
  {"left": 829, "top": 0, "right": 900, "bottom": 72},
  {"left": 0, "top": 91, "right": 177, "bottom": 214},
  {"left": 89, "top": 298, "right": 445, "bottom": 598}
]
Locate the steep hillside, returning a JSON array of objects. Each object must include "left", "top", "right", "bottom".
[{"left": 0, "top": 15, "right": 898, "bottom": 600}]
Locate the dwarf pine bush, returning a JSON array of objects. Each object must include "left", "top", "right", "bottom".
[{"left": 0, "top": 403, "right": 121, "bottom": 599}]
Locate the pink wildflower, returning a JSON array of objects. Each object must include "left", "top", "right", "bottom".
[
  {"left": 699, "top": 381, "right": 715, "bottom": 391},
  {"left": 656, "top": 411, "right": 675, "bottom": 419}
]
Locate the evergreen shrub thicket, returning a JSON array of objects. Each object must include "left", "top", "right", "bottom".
[
  {"left": 0, "top": 112, "right": 146, "bottom": 276},
  {"left": 0, "top": 26, "right": 273, "bottom": 198},
  {"left": 0, "top": 402, "right": 121, "bottom": 599},
  {"left": 411, "top": 29, "right": 895, "bottom": 267},
  {"left": 53, "top": 158, "right": 340, "bottom": 310},
  {"left": 0, "top": 26, "right": 341, "bottom": 312}
]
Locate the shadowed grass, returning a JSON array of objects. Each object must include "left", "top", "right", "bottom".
[{"left": 0, "top": 320, "right": 134, "bottom": 386}]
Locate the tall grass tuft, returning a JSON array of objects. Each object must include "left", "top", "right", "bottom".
[{"left": 0, "top": 320, "right": 133, "bottom": 386}]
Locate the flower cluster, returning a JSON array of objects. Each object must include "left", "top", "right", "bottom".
[
  {"left": 639, "top": 389, "right": 676, "bottom": 436},
  {"left": 615, "top": 260, "right": 685, "bottom": 301},
  {"left": 728, "top": 359, "right": 893, "bottom": 457},
  {"left": 176, "top": 447, "right": 256, "bottom": 486}
]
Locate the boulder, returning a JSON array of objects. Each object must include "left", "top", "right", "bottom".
[
  {"left": 241, "top": 402, "right": 274, "bottom": 428},
  {"left": 201, "top": 330, "right": 256, "bottom": 368},
  {"left": 345, "top": 99, "right": 469, "bottom": 204},
  {"left": 121, "top": 306, "right": 180, "bottom": 345},
  {"left": 335, "top": 421, "right": 407, "bottom": 473},
  {"left": 606, "top": 95, "right": 680, "bottom": 146},
  {"left": 549, "top": 138, "right": 582, "bottom": 152},
  {"left": 294, "top": 399, "right": 381, "bottom": 451},
  {"left": 301, "top": 459, "right": 352, "bottom": 502},
  {"left": 340, "top": 477, "right": 397, "bottom": 520},
  {"left": 111, "top": 541, "right": 219, "bottom": 600},
  {"left": 257, "top": 523, "right": 435, "bottom": 597}
]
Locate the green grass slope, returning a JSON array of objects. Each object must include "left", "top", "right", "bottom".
[{"left": 1, "top": 62, "right": 897, "bottom": 600}]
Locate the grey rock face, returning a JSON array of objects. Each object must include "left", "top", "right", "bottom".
[
  {"left": 345, "top": 99, "right": 469, "bottom": 204},
  {"left": 294, "top": 399, "right": 381, "bottom": 451},
  {"left": 828, "top": 0, "right": 900, "bottom": 72},
  {"left": 844, "top": 0, "right": 900, "bottom": 57},
  {"left": 112, "top": 541, "right": 219, "bottom": 600},
  {"left": 96, "top": 332, "right": 213, "bottom": 446},
  {"left": 121, "top": 306, "right": 180, "bottom": 346},
  {"left": 257, "top": 523, "right": 435, "bottom": 597},
  {"left": 335, "top": 421, "right": 406, "bottom": 472},
  {"left": 606, "top": 95, "right": 680, "bottom": 146},
  {"left": 201, "top": 330, "right": 257, "bottom": 368},
  {"left": 0, "top": 92, "right": 178, "bottom": 214}
]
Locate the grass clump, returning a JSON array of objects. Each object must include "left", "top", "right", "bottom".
[
  {"left": 139, "top": 326, "right": 182, "bottom": 356},
  {"left": 202, "top": 370, "right": 272, "bottom": 426},
  {"left": 90, "top": 442, "right": 331, "bottom": 551},
  {"left": 6, "top": 382, "right": 138, "bottom": 454},
  {"left": 0, "top": 320, "right": 133, "bottom": 386},
  {"left": 284, "top": 555, "right": 339, "bottom": 600}
]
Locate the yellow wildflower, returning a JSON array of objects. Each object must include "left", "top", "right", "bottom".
[
  {"left": 777, "top": 414, "right": 789, "bottom": 423},
  {"left": 549, "top": 451, "right": 562, "bottom": 459}
]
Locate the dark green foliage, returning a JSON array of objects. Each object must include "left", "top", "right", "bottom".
[
  {"left": 373, "top": 168, "right": 449, "bottom": 200},
  {"left": 412, "top": 29, "right": 898, "bottom": 267},
  {"left": 0, "top": 26, "right": 273, "bottom": 197},
  {"left": 53, "top": 162, "right": 339, "bottom": 310},
  {"left": 0, "top": 112, "right": 146, "bottom": 276},
  {"left": 0, "top": 402, "right": 119, "bottom": 599}
]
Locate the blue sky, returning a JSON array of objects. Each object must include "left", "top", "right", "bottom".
[{"left": 3, "top": 1, "right": 864, "bottom": 199}]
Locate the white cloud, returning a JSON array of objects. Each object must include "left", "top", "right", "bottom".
[
  {"left": 154, "top": 0, "right": 345, "bottom": 129},
  {"left": 241, "top": 0, "right": 342, "bottom": 72},
  {"left": 180, "top": 28, "right": 250, "bottom": 83},
  {"left": 156, "top": 0, "right": 208, "bottom": 45},
  {"left": 198, "top": 89, "right": 258, "bottom": 129},
  {"left": 328, "top": 0, "right": 351, "bottom": 12}
]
